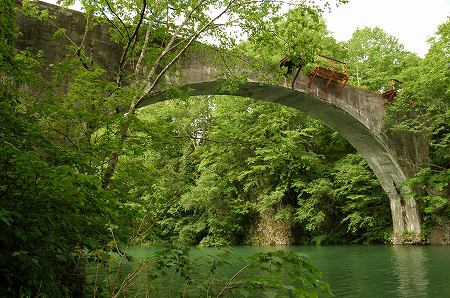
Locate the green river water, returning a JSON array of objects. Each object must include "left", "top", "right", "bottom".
[{"left": 107, "top": 245, "right": 450, "bottom": 297}]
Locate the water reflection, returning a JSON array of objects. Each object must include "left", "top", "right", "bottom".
[
  {"left": 124, "top": 245, "right": 450, "bottom": 297},
  {"left": 391, "top": 246, "right": 428, "bottom": 297},
  {"left": 293, "top": 245, "right": 440, "bottom": 298}
]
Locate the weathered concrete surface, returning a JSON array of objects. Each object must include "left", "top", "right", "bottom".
[
  {"left": 16, "top": 1, "right": 122, "bottom": 77},
  {"left": 17, "top": 1, "right": 429, "bottom": 243}
]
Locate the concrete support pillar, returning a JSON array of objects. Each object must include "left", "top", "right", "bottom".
[
  {"left": 386, "top": 187, "right": 421, "bottom": 244},
  {"left": 370, "top": 157, "right": 422, "bottom": 244},
  {"left": 402, "top": 187, "right": 422, "bottom": 237}
]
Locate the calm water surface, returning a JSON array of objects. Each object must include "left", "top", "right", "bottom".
[
  {"left": 128, "top": 245, "right": 450, "bottom": 297},
  {"left": 288, "top": 245, "right": 449, "bottom": 297}
]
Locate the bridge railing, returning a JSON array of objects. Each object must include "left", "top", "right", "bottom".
[
  {"left": 382, "top": 79, "right": 403, "bottom": 102},
  {"left": 307, "top": 55, "right": 349, "bottom": 95}
]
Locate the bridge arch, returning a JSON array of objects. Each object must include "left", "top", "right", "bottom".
[
  {"left": 16, "top": 1, "right": 426, "bottom": 243},
  {"left": 139, "top": 80, "right": 421, "bottom": 243}
]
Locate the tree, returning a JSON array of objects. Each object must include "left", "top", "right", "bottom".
[
  {"left": 9, "top": 0, "right": 328, "bottom": 195},
  {"left": 1, "top": 2, "right": 116, "bottom": 296},
  {"left": 32, "top": 0, "right": 348, "bottom": 247},
  {"left": 58, "top": 0, "right": 297, "bottom": 188},
  {"left": 333, "top": 154, "right": 392, "bottom": 243},
  {"left": 126, "top": 93, "right": 389, "bottom": 246},
  {"left": 236, "top": 4, "right": 335, "bottom": 81},
  {"left": 345, "top": 26, "right": 420, "bottom": 91}
]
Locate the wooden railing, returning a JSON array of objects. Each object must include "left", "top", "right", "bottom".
[{"left": 307, "top": 55, "right": 349, "bottom": 95}]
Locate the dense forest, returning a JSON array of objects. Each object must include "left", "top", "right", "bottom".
[{"left": 1, "top": 0, "right": 449, "bottom": 296}]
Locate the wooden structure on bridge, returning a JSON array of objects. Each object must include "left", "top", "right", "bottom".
[
  {"left": 383, "top": 79, "right": 403, "bottom": 102},
  {"left": 307, "top": 55, "right": 349, "bottom": 95}
]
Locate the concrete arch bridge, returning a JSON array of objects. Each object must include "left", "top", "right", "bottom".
[
  {"left": 139, "top": 53, "right": 427, "bottom": 244},
  {"left": 17, "top": 1, "right": 429, "bottom": 244}
]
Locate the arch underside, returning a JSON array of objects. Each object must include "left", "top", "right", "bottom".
[{"left": 139, "top": 81, "right": 421, "bottom": 242}]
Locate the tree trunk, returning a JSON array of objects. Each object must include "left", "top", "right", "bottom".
[{"left": 101, "top": 120, "right": 130, "bottom": 188}]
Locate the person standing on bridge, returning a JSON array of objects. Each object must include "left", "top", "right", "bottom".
[
  {"left": 280, "top": 56, "right": 304, "bottom": 76},
  {"left": 280, "top": 55, "right": 305, "bottom": 89}
]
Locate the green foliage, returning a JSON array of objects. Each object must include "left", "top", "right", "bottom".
[
  {"left": 404, "top": 167, "right": 450, "bottom": 235},
  {"left": 6, "top": 0, "right": 430, "bottom": 295},
  {"left": 296, "top": 178, "right": 335, "bottom": 239},
  {"left": 218, "top": 250, "right": 332, "bottom": 297},
  {"left": 239, "top": 5, "right": 329, "bottom": 71},
  {"left": 0, "top": 4, "right": 118, "bottom": 295},
  {"left": 88, "top": 245, "right": 331, "bottom": 297},
  {"left": 333, "top": 154, "right": 392, "bottom": 243},
  {"left": 276, "top": 6, "right": 328, "bottom": 67},
  {"left": 384, "top": 19, "right": 450, "bottom": 232},
  {"left": 0, "top": 60, "right": 115, "bottom": 294},
  {"left": 345, "top": 27, "right": 421, "bottom": 91},
  {"left": 20, "top": 0, "right": 52, "bottom": 20},
  {"left": 0, "top": 0, "right": 17, "bottom": 73},
  {"left": 0, "top": 142, "right": 112, "bottom": 297},
  {"left": 217, "top": 75, "right": 248, "bottom": 94},
  {"left": 127, "top": 95, "right": 390, "bottom": 246}
]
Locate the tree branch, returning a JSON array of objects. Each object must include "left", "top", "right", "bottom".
[
  {"left": 217, "top": 260, "right": 256, "bottom": 297},
  {"left": 142, "top": 0, "right": 210, "bottom": 87},
  {"left": 137, "top": 0, "right": 237, "bottom": 106},
  {"left": 135, "top": 21, "right": 152, "bottom": 75},
  {"left": 101, "top": 10, "right": 125, "bottom": 39},
  {"left": 101, "top": 0, "right": 237, "bottom": 188},
  {"left": 116, "top": 0, "right": 147, "bottom": 84},
  {"left": 104, "top": 0, "right": 130, "bottom": 38},
  {"left": 49, "top": 127, "right": 79, "bottom": 150}
]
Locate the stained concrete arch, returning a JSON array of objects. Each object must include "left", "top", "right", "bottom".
[{"left": 139, "top": 80, "right": 421, "bottom": 243}]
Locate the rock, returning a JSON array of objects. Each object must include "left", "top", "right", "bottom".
[
  {"left": 429, "top": 220, "right": 450, "bottom": 245},
  {"left": 247, "top": 209, "right": 293, "bottom": 246}
]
